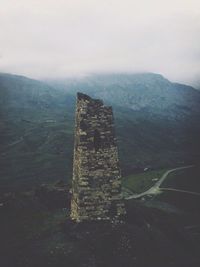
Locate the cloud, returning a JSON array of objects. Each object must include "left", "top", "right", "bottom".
[{"left": 0, "top": 0, "right": 200, "bottom": 84}]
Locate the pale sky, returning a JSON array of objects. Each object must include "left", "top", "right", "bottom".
[{"left": 0, "top": 0, "right": 200, "bottom": 85}]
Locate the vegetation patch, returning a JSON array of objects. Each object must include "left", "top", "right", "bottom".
[{"left": 123, "top": 169, "right": 167, "bottom": 193}]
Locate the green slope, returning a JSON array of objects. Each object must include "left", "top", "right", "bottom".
[
  {"left": 0, "top": 72, "right": 200, "bottom": 192},
  {"left": 0, "top": 73, "right": 75, "bottom": 192}
]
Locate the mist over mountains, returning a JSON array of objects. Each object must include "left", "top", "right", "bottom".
[
  {"left": 48, "top": 72, "right": 200, "bottom": 166},
  {"left": 0, "top": 72, "right": 200, "bottom": 192},
  {"left": 48, "top": 73, "right": 200, "bottom": 116}
]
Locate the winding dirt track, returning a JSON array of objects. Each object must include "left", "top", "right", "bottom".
[{"left": 126, "top": 165, "right": 195, "bottom": 200}]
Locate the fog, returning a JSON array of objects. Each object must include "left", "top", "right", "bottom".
[{"left": 0, "top": 0, "right": 200, "bottom": 85}]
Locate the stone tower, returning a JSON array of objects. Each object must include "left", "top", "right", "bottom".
[{"left": 70, "top": 93, "right": 125, "bottom": 222}]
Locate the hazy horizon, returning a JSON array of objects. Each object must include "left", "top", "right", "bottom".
[{"left": 0, "top": 0, "right": 200, "bottom": 86}]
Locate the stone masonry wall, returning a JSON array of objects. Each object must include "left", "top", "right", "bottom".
[{"left": 70, "top": 93, "right": 125, "bottom": 222}]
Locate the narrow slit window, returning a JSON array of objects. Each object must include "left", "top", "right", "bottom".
[{"left": 94, "top": 129, "right": 101, "bottom": 151}]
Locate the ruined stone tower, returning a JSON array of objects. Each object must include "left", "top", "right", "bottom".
[{"left": 70, "top": 93, "right": 125, "bottom": 222}]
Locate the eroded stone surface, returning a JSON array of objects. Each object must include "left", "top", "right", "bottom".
[{"left": 70, "top": 93, "right": 125, "bottom": 222}]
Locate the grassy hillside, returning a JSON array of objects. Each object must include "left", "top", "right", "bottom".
[
  {"left": 0, "top": 73, "right": 75, "bottom": 192},
  {"left": 1, "top": 71, "right": 200, "bottom": 267},
  {"left": 1, "top": 72, "right": 200, "bottom": 192},
  {"left": 49, "top": 73, "right": 200, "bottom": 169}
]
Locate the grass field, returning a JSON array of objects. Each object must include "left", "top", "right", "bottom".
[{"left": 122, "top": 169, "right": 167, "bottom": 193}]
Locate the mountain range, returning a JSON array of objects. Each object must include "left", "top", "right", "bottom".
[{"left": 1, "top": 72, "right": 200, "bottom": 192}]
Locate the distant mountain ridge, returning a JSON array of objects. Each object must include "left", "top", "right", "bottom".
[
  {"left": 48, "top": 73, "right": 200, "bottom": 117},
  {"left": 0, "top": 72, "right": 200, "bottom": 192}
]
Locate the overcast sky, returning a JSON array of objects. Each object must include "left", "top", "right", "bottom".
[{"left": 0, "top": 0, "right": 200, "bottom": 85}]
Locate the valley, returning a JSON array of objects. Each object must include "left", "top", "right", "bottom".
[
  {"left": 1, "top": 72, "right": 200, "bottom": 192},
  {"left": 0, "top": 72, "right": 200, "bottom": 267}
]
